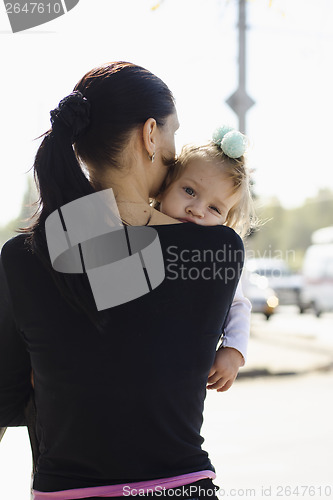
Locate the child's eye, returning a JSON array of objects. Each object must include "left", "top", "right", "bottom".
[
  {"left": 210, "top": 206, "right": 221, "bottom": 214},
  {"left": 184, "top": 187, "right": 195, "bottom": 196}
]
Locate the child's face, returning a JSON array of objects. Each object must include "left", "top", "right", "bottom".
[{"left": 159, "top": 159, "right": 240, "bottom": 226}]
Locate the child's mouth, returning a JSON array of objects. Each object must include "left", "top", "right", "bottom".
[{"left": 177, "top": 218, "right": 195, "bottom": 223}]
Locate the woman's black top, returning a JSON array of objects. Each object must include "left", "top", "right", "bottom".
[{"left": 0, "top": 222, "right": 244, "bottom": 493}]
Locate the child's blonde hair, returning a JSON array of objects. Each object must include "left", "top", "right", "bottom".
[{"left": 154, "top": 142, "right": 258, "bottom": 237}]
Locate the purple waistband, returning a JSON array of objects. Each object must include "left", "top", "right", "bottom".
[{"left": 32, "top": 470, "right": 216, "bottom": 499}]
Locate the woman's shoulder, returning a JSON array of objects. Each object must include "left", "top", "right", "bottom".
[
  {"left": 1, "top": 234, "right": 33, "bottom": 263},
  {"left": 152, "top": 222, "right": 243, "bottom": 246},
  {"left": 207, "top": 224, "right": 244, "bottom": 247}
]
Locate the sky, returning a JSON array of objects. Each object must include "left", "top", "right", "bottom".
[{"left": 1, "top": 0, "right": 333, "bottom": 227}]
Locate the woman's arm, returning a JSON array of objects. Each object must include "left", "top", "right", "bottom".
[{"left": 0, "top": 256, "right": 32, "bottom": 427}]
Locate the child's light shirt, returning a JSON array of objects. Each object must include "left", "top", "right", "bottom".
[{"left": 222, "top": 280, "right": 251, "bottom": 362}]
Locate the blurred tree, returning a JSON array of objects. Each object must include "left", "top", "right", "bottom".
[{"left": 247, "top": 190, "right": 333, "bottom": 270}]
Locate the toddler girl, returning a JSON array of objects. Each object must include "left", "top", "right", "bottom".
[{"left": 154, "top": 125, "right": 256, "bottom": 392}]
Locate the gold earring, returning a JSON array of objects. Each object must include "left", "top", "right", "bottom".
[{"left": 150, "top": 152, "right": 155, "bottom": 163}]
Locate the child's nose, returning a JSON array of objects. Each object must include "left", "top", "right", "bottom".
[{"left": 185, "top": 203, "right": 205, "bottom": 218}]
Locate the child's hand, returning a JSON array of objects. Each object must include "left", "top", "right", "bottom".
[{"left": 207, "top": 347, "right": 244, "bottom": 392}]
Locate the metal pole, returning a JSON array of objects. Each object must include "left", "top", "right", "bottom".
[{"left": 226, "top": 0, "right": 255, "bottom": 134}]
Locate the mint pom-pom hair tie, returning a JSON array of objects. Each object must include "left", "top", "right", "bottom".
[{"left": 212, "top": 125, "right": 248, "bottom": 159}]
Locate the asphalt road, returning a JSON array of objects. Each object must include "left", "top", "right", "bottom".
[
  {"left": 242, "top": 306, "right": 333, "bottom": 377},
  {"left": 203, "top": 371, "right": 333, "bottom": 500}
]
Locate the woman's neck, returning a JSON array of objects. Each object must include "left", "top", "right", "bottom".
[
  {"left": 88, "top": 157, "right": 181, "bottom": 226},
  {"left": 92, "top": 167, "right": 150, "bottom": 207}
]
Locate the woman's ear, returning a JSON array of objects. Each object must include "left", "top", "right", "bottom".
[{"left": 142, "top": 118, "right": 157, "bottom": 159}]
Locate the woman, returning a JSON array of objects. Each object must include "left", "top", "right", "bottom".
[{"left": 0, "top": 62, "right": 244, "bottom": 500}]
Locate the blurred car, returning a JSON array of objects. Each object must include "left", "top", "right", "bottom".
[
  {"left": 242, "top": 271, "right": 279, "bottom": 320},
  {"left": 299, "top": 227, "right": 333, "bottom": 317},
  {"left": 245, "top": 258, "right": 303, "bottom": 311}
]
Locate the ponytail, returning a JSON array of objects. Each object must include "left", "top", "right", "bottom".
[
  {"left": 35, "top": 91, "right": 94, "bottom": 219},
  {"left": 22, "top": 92, "right": 107, "bottom": 331}
]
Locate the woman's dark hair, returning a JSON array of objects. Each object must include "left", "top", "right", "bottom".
[{"left": 19, "top": 61, "right": 176, "bottom": 331}]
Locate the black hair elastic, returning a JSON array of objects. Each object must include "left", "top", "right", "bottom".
[{"left": 50, "top": 91, "right": 91, "bottom": 142}]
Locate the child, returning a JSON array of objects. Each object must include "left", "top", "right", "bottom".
[{"left": 154, "top": 125, "right": 256, "bottom": 392}]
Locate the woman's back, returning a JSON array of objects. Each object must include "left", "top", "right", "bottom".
[{"left": 0, "top": 222, "right": 243, "bottom": 492}]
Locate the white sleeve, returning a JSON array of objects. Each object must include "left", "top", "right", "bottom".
[{"left": 221, "top": 279, "right": 252, "bottom": 363}]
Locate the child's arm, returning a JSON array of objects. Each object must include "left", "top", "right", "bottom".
[
  {"left": 220, "top": 279, "right": 251, "bottom": 361},
  {"left": 207, "top": 280, "right": 251, "bottom": 392}
]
